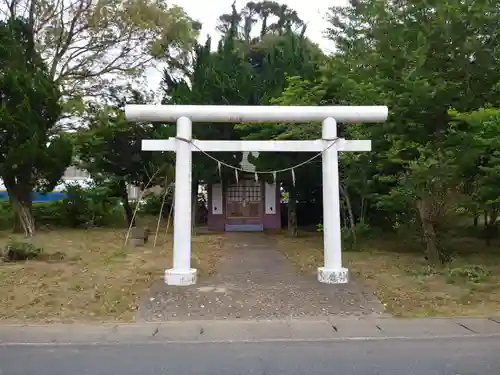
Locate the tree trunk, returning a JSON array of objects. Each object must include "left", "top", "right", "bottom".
[
  {"left": 484, "top": 211, "right": 499, "bottom": 247},
  {"left": 119, "top": 181, "right": 135, "bottom": 227},
  {"left": 416, "top": 198, "right": 441, "bottom": 266},
  {"left": 341, "top": 206, "right": 347, "bottom": 229},
  {"left": 340, "top": 184, "right": 357, "bottom": 243},
  {"left": 191, "top": 181, "right": 198, "bottom": 235},
  {"left": 359, "top": 173, "right": 368, "bottom": 224},
  {"left": 472, "top": 207, "right": 479, "bottom": 228},
  {"left": 360, "top": 196, "right": 366, "bottom": 224},
  {"left": 5, "top": 180, "right": 35, "bottom": 236},
  {"left": 287, "top": 185, "right": 298, "bottom": 237}
]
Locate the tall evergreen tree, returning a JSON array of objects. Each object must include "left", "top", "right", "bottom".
[{"left": 0, "top": 18, "right": 72, "bottom": 235}]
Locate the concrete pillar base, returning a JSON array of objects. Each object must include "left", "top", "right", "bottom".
[
  {"left": 164, "top": 268, "right": 197, "bottom": 286},
  {"left": 317, "top": 267, "right": 349, "bottom": 284}
]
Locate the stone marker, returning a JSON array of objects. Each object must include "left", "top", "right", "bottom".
[{"left": 127, "top": 227, "right": 149, "bottom": 248}]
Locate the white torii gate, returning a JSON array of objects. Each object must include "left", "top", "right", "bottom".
[{"left": 125, "top": 105, "right": 388, "bottom": 286}]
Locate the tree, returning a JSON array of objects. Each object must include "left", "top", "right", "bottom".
[
  {"left": 325, "top": 0, "right": 500, "bottom": 263},
  {"left": 449, "top": 108, "right": 500, "bottom": 245},
  {"left": 238, "top": 37, "right": 324, "bottom": 235},
  {"left": 75, "top": 88, "right": 174, "bottom": 226},
  {"left": 217, "top": 1, "right": 305, "bottom": 38},
  {"left": 163, "top": 1, "right": 326, "bottom": 235},
  {"left": 209, "top": 2, "right": 326, "bottom": 236},
  {"left": 0, "top": 17, "right": 72, "bottom": 235},
  {"left": 240, "top": 76, "right": 326, "bottom": 236},
  {"left": 163, "top": 16, "right": 256, "bottom": 185},
  {"left": 1, "top": 0, "right": 200, "bottom": 105}
]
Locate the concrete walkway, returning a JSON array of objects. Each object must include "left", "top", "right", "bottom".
[
  {"left": 138, "top": 233, "right": 384, "bottom": 321},
  {"left": 1, "top": 317, "right": 500, "bottom": 344}
]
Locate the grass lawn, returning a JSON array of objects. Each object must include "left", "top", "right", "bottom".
[
  {"left": 273, "top": 231, "right": 500, "bottom": 317},
  {"left": 0, "top": 219, "right": 224, "bottom": 323}
]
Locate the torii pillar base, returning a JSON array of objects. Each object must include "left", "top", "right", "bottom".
[
  {"left": 165, "top": 268, "right": 197, "bottom": 286},
  {"left": 317, "top": 267, "right": 349, "bottom": 284}
]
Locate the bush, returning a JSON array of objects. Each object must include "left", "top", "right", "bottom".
[
  {"left": 59, "top": 183, "right": 93, "bottom": 227},
  {"left": 0, "top": 183, "right": 127, "bottom": 230},
  {"left": 0, "top": 201, "right": 13, "bottom": 230},
  {"left": 446, "top": 265, "right": 491, "bottom": 284},
  {"left": 2, "top": 240, "right": 43, "bottom": 262},
  {"left": 0, "top": 181, "right": 134, "bottom": 229},
  {"left": 316, "top": 222, "right": 373, "bottom": 250},
  {"left": 140, "top": 192, "right": 173, "bottom": 217},
  {"left": 33, "top": 201, "right": 66, "bottom": 226},
  {"left": 53, "top": 183, "right": 124, "bottom": 228}
]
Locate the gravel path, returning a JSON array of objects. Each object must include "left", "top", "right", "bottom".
[{"left": 137, "top": 233, "right": 385, "bottom": 321}]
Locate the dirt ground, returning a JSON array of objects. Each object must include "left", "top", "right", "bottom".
[
  {"left": 1, "top": 224, "right": 498, "bottom": 323},
  {"left": 0, "top": 225, "right": 223, "bottom": 323},
  {"left": 273, "top": 232, "right": 500, "bottom": 317}
]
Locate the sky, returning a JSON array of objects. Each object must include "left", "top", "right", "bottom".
[{"left": 146, "top": 0, "right": 348, "bottom": 92}]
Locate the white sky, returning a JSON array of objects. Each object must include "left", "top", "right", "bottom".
[{"left": 146, "top": 0, "right": 348, "bottom": 92}]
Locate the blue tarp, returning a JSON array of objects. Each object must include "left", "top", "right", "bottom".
[{"left": 0, "top": 191, "right": 67, "bottom": 202}]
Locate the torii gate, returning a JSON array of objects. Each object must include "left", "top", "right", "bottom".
[{"left": 125, "top": 105, "right": 388, "bottom": 286}]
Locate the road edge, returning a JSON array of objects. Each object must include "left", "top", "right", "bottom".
[{"left": 1, "top": 316, "right": 500, "bottom": 345}]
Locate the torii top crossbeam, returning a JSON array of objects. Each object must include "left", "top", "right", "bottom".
[{"left": 125, "top": 105, "right": 388, "bottom": 123}]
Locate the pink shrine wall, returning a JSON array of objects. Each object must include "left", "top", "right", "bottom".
[{"left": 207, "top": 181, "right": 281, "bottom": 232}]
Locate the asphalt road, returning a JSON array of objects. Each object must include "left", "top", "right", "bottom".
[{"left": 1, "top": 337, "right": 499, "bottom": 375}]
